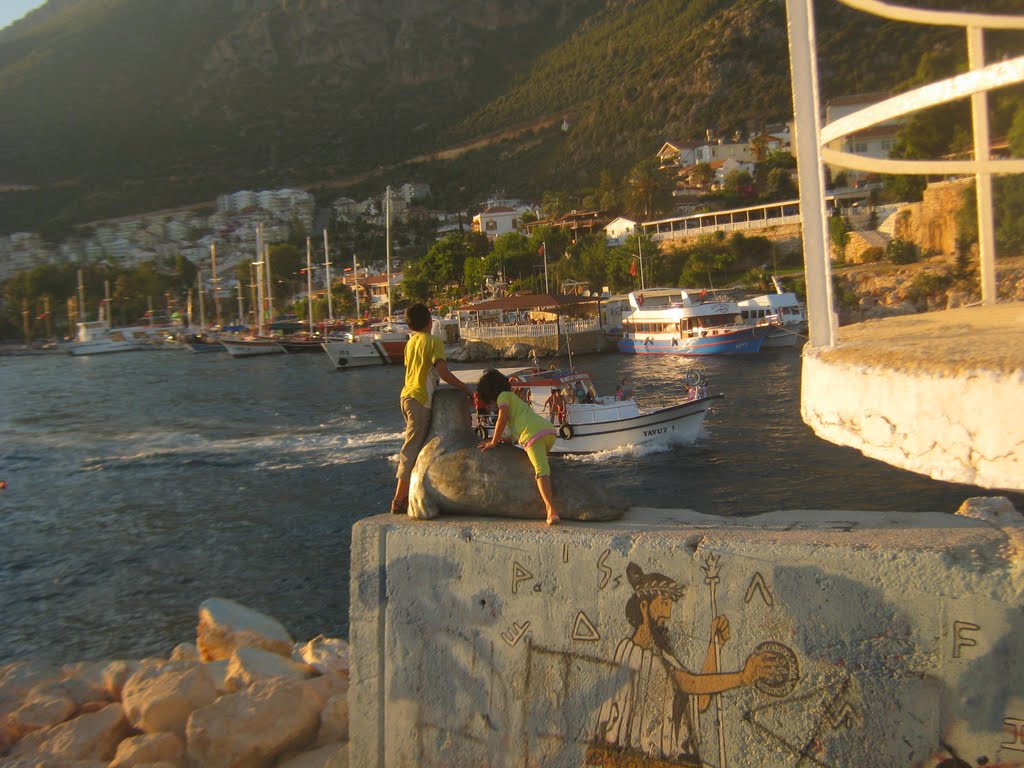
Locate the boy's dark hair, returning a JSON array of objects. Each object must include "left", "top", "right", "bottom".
[
  {"left": 477, "top": 368, "right": 512, "bottom": 404},
  {"left": 405, "top": 304, "right": 432, "bottom": 332}
]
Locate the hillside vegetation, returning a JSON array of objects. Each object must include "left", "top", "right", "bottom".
[{"left": 0, "top": 0, "right": 1021, "bottom": 236}]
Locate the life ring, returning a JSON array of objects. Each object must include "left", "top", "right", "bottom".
[
  {"left": 685, "top": 369, "right": 705, "bottom": 386},
  {"left": 509, "top": 376, "right": 523, "bottom": 385},
  {"left": 558, "top": 424, "right": 574, "bottom": 440},
  {"left": 475, "top": 425, "right": 488, "bottom": 440}
]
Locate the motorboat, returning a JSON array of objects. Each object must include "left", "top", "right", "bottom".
[
  {"left": 617, "top": 288, "right": 765, "bottom": 355},
  {"left": 66, "top": 321, "right": 170, "bottom": 356},
  {"left": 220, "top": 336, "right": 285, "bottom": 357},
  {"left": 736, "top": 277, "right": 808, "bottom": 348},
  {"left": 322, "top": 332, "right": 390, "bottom": 368},
  {"left": 467, "top": 365, "right": 721, "bottom": 454}
]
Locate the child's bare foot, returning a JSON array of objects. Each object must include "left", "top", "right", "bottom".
[{"left": 546, "top": 511, "right": 560, "bottom": 526}]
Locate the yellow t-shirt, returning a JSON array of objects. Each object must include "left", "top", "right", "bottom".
[
  {"left": 497, "top": 391, "right": 557, "bottom": 446},
  {"left": 400, "top": 331, "right": 446, "bottom": 407}
]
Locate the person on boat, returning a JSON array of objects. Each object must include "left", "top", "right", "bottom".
[
  {"left": 544, "top": 388, "right": 566, "bottom": 425},
  {"left": 621, "top": 378, "right": 633, "bottom": 399},
  {"left": 615, "top": 383, "right": 624, "bottom": 400},
  {"left": 476, "top": 368, "right": 561, "bottom": 526},
  {"left": 473, "top": 390, "right": 491, "bottom": 427},
  {"left": 391, "top": 303, "right": 472, "bottom": 515}
]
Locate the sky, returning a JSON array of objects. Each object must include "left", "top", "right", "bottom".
[{"left": 0, "top": 0, "right": 47, "bottom": 31}]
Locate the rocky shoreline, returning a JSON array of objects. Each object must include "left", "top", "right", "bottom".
[{"left": 0, "top": 598, "right": 349, "bottom": 768}]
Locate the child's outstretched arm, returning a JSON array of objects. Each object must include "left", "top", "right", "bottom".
[
  {"left": 479, "top": 406, "right": 510, "bottom": 450},
  {"left": 435, "top": 360, "right": 471, "bottom": 398}
]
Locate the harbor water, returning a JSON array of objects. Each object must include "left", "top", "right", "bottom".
[{"left": 1, "top": 348, "right": 1018, "bottom": 665}]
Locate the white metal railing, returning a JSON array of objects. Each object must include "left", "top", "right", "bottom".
[
  {"left": 460, "top": 318, "right": 600, "bottom": 340},
  {"left": 786, "top": 0, "right": 1024, "bottom": 347}
]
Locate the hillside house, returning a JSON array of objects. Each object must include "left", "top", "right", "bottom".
[
  {"left": 657, "top": 140, "right": 699, "bottom": 168},
  {"left": 472, "top": 205, "right": 524, "bottom": 240},
  {"left": 822, "top": 92, "right": 902, "bottom": 181},
  {"left": 523, "top": 210, "right": 610, "bottom": 244},
  {"left": 603, "top": 217, "right": 637, "bottom": 245}
]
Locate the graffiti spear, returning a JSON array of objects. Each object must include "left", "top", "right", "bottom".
[{"left": 702, "top": 552, "right": 727, "bottom": 768}]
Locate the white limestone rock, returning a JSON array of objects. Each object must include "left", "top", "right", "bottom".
[
  {"left": 185, "top": 678, "right": 322, "bottom": 768},
  {"left": 224, "top": 647, "right": 313, "bottom": 692},
  {"left": 121, "top": 662, "right": 216, "bottom": 735},
  {"left": 109, "top": 732, "right": 185, "bottom": 768},
  {"left": 195, "top": 598, "right": 294, "bottom": 662},
  {"left": 168, "top": 643, "right": 197, "bottom": 662},
  {"left": 7, "top": 691, "right": 77, "bottom": 740},
  {"left": 201, "top": 659, "right": 231, "bottom": 695},
  {"left": 8, "top": 702, "right": 131, "bottom": 762},
  {"left": 292, "top": 636, "right": 349, "bottom": 677},
  {"left": 314, "top": 693, "right": 349, "bottom": 745},
  {"left": 0, "top": 661, "right": 62, "bottom": 701},
  {"left": 275, "top": 743, "right": 349, "bottom": 768}
]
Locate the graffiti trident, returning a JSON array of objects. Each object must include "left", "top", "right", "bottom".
[{"left": 702, "top": 552, "right": 727, "bottom": 768}]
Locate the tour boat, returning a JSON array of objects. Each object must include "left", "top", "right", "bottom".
[
  {"left": 469, "top": 366, "right": 720, "bottom": 454},
  {"left": 322, "top": 333, "right": 390, "bottom": 368},
  {"left": 617, "top": 288, "right": 765, "bottom": 355},
  {"left": 66, "top": 321, "right": 171, "bottom": 356},
  {"left": 736, "top": 277, "right": 808, "bottom": 348}
]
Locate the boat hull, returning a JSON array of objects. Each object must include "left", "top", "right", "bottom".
[
  {"left": 549, "top": 396, "right": 719, "bottom": 453},
  {"left": 617, "top": 329, "right": 764, "bottom": 355},
  {"left": 67, "top": 339, "right": 147, "bottom": 355},
  {"left": 220, "top": 338, "right": 285, "bottom": 357},
  {"left": 322, "top": 339, "right": 389, "bottom": 368},
  {"left": 374, "top": 337, "right": 408, "bottom": 364}
]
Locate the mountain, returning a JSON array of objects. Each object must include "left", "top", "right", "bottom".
[{"left": 0, "top": 0, "right": 1018, "bottom": 237}]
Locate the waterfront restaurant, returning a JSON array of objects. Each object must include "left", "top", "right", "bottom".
[{"left": 454, "top": 293, "right": 600, "bottom": 343}]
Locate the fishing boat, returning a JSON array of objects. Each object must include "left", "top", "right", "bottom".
[
  {"left": 736, "top": 277, "right": 808, "bottom": 348},
  {"left": 322, "top": 332, "right": 389, "bottom": 368},
  {"left": 469, "top": 366, "right": 720, "bottom": 454},
  {"left": 617, "top": 288, "right": 765, "bottom": 356},
  {"left": 67, "top": 321, "right": 156, "bottom": 356}
]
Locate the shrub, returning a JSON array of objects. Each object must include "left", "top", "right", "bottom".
[
  {"left": 908, "top": 270, "right": 952, "bottom": 302},
  {"left": 886, "top": 237, "right": 919, "bottom": 264}
]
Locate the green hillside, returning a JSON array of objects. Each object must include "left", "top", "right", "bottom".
[{"left": 0, "top": 0, "right": 1021, "bottom": 236}]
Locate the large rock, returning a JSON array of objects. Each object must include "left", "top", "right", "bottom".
[
  {"left": 275, "top": 743, "right": 349, "bottom": 768},
  {"left": 121, "top": 662, "right": 217, "bottom": 735},
  {"left": 292, "top": 636, "right": 349, "bottom": 678},
  {"left": 109, "top": 732, "right": 185, "bottom": 768},
  {"left": 8, "top": 702, "right": 131, "bottom": 762},
  {"left": 186, "top": 678, "right": 322, "bottom": 768},
  {"left": 0, "top": 661, "right": 62, "bottom": 701},
  {"left": 314, "top": 694, "right": 349, "bottom": 745},
  {"left": 224, "top": 647, "right": 313, "bottom": 692},
  {"left": 196, "top": 598, "right": 294, "bottom": 662},
  {"left": 7, "top": 691, "right": 77, "bottom": 740}
]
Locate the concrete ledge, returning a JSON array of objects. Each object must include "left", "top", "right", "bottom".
[
  {"left": 802, "top": 303, "right": 1024, "bottom": 492},
  {"left": 349, "top": 501, "right": 1024, "bottom": 767}
]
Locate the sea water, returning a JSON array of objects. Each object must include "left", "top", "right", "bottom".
[{"left": 1, "top": 348, "right": 1017, "bottom": 664}]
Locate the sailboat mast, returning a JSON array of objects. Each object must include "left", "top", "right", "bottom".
[
  {"left": 210, "top": 243, "right": 222, "bottom": 328},
  {"left": 77, "top": 269, "right": 86, "bottom": 325},
  {"left": 236, "top": 279, "right": 245, "bottom": 325},
  {"left": 104, "top": 280, "right": 111, "bottom": 327},
  {"left": 353, "top": 252, "right": 360, "bottom": 319},
  {"left": 637, "top": 236, "right": 645, "bottom": 291},
  {"left": 385, "top": 186, "right": 392, "bottom": 321},
  {"left": 197, "top": 269, "right": 206, "bottom": 328},
  {"left": 264, "top": 241, "right": 274, "bottom": 324},
  {"left": 306, "top": 237, "right": 314, "bottom": 336},
  {"left": 323, "top": 229, "right": 333, "bottom": 323}
]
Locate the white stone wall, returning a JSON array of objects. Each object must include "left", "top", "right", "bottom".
[{"left": 350, "top": 503, "right": 1024, "bottom": 768}]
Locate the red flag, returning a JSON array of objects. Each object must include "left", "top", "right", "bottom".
[
  {"left": 538, "top": 244, "right": 545, "bottom": 256},
  {"left": 699, "top": 288, "right": 707, "bottom": 300},
  {"left": 629, "top": 259, "right": 637, "bottom": 277}
]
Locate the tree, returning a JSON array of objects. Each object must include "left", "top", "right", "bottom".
[
  {"left": 764, "top": 167, "right": 797, "bottom": 200},
  {"left": 689, "top": 163, "right": 715, "bottom": 190},
  {"left": 624, "top": 159, "right": 674, "bottom": 220},
  {"left": 722, "top": 170, "right": 754, "bottom": 196}
]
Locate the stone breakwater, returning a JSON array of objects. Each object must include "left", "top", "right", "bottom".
[{"left": 0, "top": 598, "right": 349, "bottom": 768}]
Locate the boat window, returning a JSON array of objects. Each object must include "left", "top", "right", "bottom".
[{"left": 703, "top": 313, "right": 740, "bottom": 328}]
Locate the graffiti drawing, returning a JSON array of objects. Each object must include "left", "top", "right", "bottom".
[
  {"left": 586, "top": 561, "right": 792, "bottom": 768},
  {"left": 598, "top": 549, "right": 613, "bottom": 590},
  {"left": 1002, "top": 717, "right": 1024, "bottom": 752},
  {"left": 501, "top": 621, "right": 531, "bottom": 647},
  {"left": 573, "top": 612, "right": 601, "bottom": 642},
  {"left": 952, "top": 620, "right": 980, "bottom": 658},
  {"left": 744, "top": 572, "right": 775, "bottom": 607},
  {"left": 512, "top": 561, "right": 534, "bottom": 594}
]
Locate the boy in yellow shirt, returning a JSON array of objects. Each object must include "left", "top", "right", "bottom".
[{"left": 391, "top": 304, "right": 471, "bottom": 514}]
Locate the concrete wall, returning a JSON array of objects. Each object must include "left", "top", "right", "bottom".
[{"left": 349, "top": 501, "right": 1024, "bottom": 768}]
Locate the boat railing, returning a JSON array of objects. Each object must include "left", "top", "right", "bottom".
[{"left": 461, "top": 318, "right": 600, "bottom": 340}]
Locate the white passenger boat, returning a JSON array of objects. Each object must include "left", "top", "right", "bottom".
[
  {"left": 469, "top": 366, "right": 720, "bottom": 454},
  {"left": 220, "top": 336, "right": 285, "bottom": 357},
  {"left": 617, "top": 288, "right": 765, "bottom": 356},
  {"left": 736, "top": 277, "right": 808, "bottom": 348},
  {"left": 322, "top": 333, "right": 389, "bottom": 368},
  {"left": 66, "top": 321, "right": 169, "bottom": 356}
]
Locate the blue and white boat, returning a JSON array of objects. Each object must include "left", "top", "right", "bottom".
[{"left": 617, "top": 288, "right": 765, "bottom": 356}]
